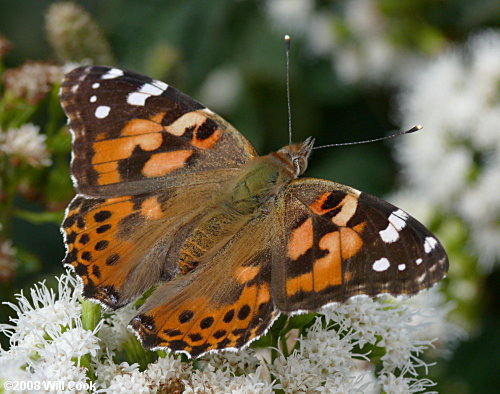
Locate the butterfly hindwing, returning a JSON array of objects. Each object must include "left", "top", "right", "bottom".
[
  {"left": 272, "top": 178, "right": 448, "bottom": 312},
  {"left": 62, "top": 183, "right": 220, "bottom": 309},
  {"left": 131, "top": 213, "right": 278, "bottom": 358},
  {"left": 60, "top": 66, "right": 256, "bottom": 197}
]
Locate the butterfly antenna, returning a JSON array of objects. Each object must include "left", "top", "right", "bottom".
[
  {"left": 285, "top": 34, "right": 292, "bottom": 145},
  {"left": 313, "top": 125, "right": 423, "bottom": 150}
]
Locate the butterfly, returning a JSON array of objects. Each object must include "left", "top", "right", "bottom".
[{"left": 60, "top": 66, "right": 448, "bottom": 358}]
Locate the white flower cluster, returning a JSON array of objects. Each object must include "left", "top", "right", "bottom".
[
  {"left": 0, "top": 123, "right": 52, "bottom": 167},
  {"left": 395, "top": 31, "right": 500, "bottom": 269},
  {"left": 0, "top": 270, "right": 456, "bottom": 393},
  {"left": 3, "top": 61, "right": 63, "bottom": 105},
  {"left": 0, "top": 272, "right": 92, "bottom": 391},
  {"left": 265, "top": 0, "right": 414, "bottom": 84},
  {"left": 270, "top": 288, "right": 456, "bottom": 393}
]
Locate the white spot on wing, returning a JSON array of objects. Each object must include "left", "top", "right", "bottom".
[
  {"left": 389, "top": 209, "right": 408, "bottom": 230},
  {"left": 398, "top": 263, "right": 406, "bottom": 271},
  {"left": 416, "top": 258, "right": 423, "bottom": 265},
  {"left": 89, "top": 95, "right": 97, "bottom": 103},
  {"left": 92, "top": 82, "right": 100, "bottom": 89},
  {"left": 95, "top": 105, "right": 110, "bottom": 119},
  {"left": 379, "top": 209, "right": 410, "bottom": 243},
  {"left": 153, "top": 80, "right": 168, "bottom": 91},
  {"left": 101, "top": 68, "right": 124, "bottom": 79},
  {"left": 127, "top": 82, "right": 168, "bottom": 106},
  {"left": 424, "top": 237, "right": 438, "bottom": 253},
  {"left": 379, "top": 224, "right": 399, "bottom": 243},
  {"left": 373, "top": 257, "right": 390, "bottom": 272}
]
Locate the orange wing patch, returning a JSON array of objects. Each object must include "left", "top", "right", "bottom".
[
  {"left": 140, "top": 196, "right": 164, "bottom": 220},
  {"left": 339, "top": 226, "right": 364, "bottom": 259},
  {"left": 313, "top": 231, "right": 342, "bottom": 291},
  {"left": 234, "top": 265, "right": 261, "bottom": 284},
  {"left": 310, "top": 192, "right": 335, "bottom": 215},
  {"left": 142, "top": 150, "right": 193, "bottom": 178},
  {"left": 286, "top": 272, "right": 313, "bottom": 296},
  {"left": 165, "top": 110, "right": 222, "bottom": 150},
  {"left": 283, "top": 189, "right": 367, "bottom": 302},
  {"left": 62, "top": 193, "right": 168, "bottom": 307},
  {"left": 90, "top": 109, "right": 222, "bottom": 186},
  {"left": 133, "top": 280, "right": 276, "bottom": 358},
  {"left": 287, "top": 217, "right": 313, "bottom": 259},
  {"left": 330, "top": 195, "right": 358, "bottom": 227},
  {"left": 122, "top": 115, "right": 165, "bottom": 136},
  {"left": 62, "top": 196, "right": 136, "bottom": 295}
]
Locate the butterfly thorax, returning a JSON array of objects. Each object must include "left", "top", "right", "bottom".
[{"left": 177, "top": 139, "right": 314, "bottom": 274}]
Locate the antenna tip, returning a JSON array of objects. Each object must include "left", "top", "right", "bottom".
[
  {"left": 284, "top": 34, "right": 291, "bottom": 50},
  {"left": 405, "top": 124, "right": 423, "bottom": 134}
]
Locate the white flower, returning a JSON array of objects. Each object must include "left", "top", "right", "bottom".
[
  {"left": 407, "top": 289, "right": 465, "bottom": 355},
  {"left": 183, "top": 362, "right": 233, "bottom": 393},
  {"left": 41, "top": 325, "right": 101, "bottom": 361},
  {"left": 94, "top": 358, "right": 140, "bottom": 390},
  {"left": 319, "top": 0, "right": 409, "bottom": 84},
  {"left": 300, "top": 318, "right": 365, "bottom": 376},
  {"left": 0, "top": 270, "right": 99, "bottom": 391},
  {"left": 3, "top": 61, "right": 63, "bottom": 104},
  {"left": 378, "top": 372, "right": 437, "bottom": 394},
  {"left": 1, "top": 267, "right": 455, "bottom": 392},
  {"left": 200, "top": 348, "right": 261, "bottom": 376},
  {"left": 270, "top": 350, "right": 324, "bottom": 392},
  {"left": 321, "top": 290, "right": 456, "bottom": 378},
  {"left": 220, "top": 366, "right": 274, "bottom": 394},
  {"left": 98, "top": 303, "right": 138, "bottom": 351},
  {"left": 396, "top": 30, "right": 500, "bottom": 268},
  {"left": 265, "top": 0, "right": 314, "bottom": 33},
  {"left": 199, "top": 65, "right": 242, "bottom": 112},
  {"left": 30, "top": 356, "right": 89, "bottom": 392},
  {"left": 0, "top": 123, "right": 52, "bottom": 167},
  {"left": 144, "top": 355, "right": 191, "bottom": 390},
  {"left": 105, "top": 363, "right": 150, "bottom": 394},
  {"left": 0, "top": 270, "right": 81, "bottom": 350}
]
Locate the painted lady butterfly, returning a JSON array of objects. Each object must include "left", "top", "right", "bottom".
[{"left": 60, "top": 66, "right": 448, "bottom": 358}]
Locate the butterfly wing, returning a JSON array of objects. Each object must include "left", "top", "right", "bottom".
[
  {"left": 130, "top": 213, "right": 278, "bottom": 358},
  {"left": 271, "top": 178, "right": 448, "bottom": 312},
  {"left": 60, "top": 66, "right": 257, "bottom": 197},
  {"left": 60, "top": 66, "right": 257, "bottom": 308},
  {"left": 62, "top": 184, "right": 217, "bottom": 308}
]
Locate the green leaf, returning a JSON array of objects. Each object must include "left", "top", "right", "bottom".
[
  {"left": 286, "top": 313, "right": 317, "bottom": 330},
  {"left": 44, "top": 159, "right": 73, "bottom": 203},
  {"left": 81, "top": 300, "right": 102, "bottom": 331},
  {"left": 46, "top": 126, "right": 71, "bottom": 154},
  {"left": 13, "top": 209, "right": 64, "bottom": 225},
  {"left": 134, "top": 285, "right": 157, "bottom": 307},
  {"left": 121, "top": 335, "right": 158, "bottom": 371}
]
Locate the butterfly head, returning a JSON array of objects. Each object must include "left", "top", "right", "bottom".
[{"left": 278, "top": 136, "right": 315, "bottom": 178}]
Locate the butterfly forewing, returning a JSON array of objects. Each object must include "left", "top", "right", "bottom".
[
  {"left": 60, "top": 66, "right": 256, "bottom": 197},
  {"left": 272, "top": 178, "right": 448, "bottom": 312}
]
